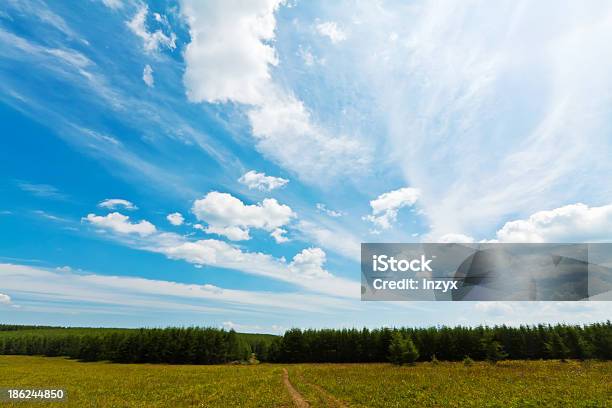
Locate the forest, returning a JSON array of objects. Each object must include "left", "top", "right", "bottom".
[{"left": 0, "top": 322, "right": 610, "bottom": 364}]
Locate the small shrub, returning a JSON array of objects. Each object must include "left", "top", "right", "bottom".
[
  {"left": 463, "top": 356, "right": 473, "bottom": 366},
  {"left": 248, "top": 353, "right": 260, "bottom": 365}
]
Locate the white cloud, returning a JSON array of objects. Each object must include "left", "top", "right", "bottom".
[
  {"left": 33, "top": 210, "right": 65, "bottom": 222},
  {"left": 191, "top": 191, "right": 295, "bottom": 241},
  {"left": 247, "top": 90, "right": 370, "bottom": 182},
  {"left": 316, "top": 21, "right": 347, "bottom": 44},
  {"left": 364, "top": 187, "right": 420, "bottom": 230},
  {"left": 0, "top": 293, "right": 11, "bottom": 304},
  {"left": 221, "top": 321, "right": 263, "bottom": 332},
  {"left": 180, "top": 0, "right": 370, "bottom": 183},
  {"left": 296, "top": 220, "right": 360, "bottom": 262},
  {"left": 495, "top": 203, "right": 612, "bottom": 243},
  {"left": 288, "top": 247, "right": 330, "bottom": 278},
  {"left": 98, "top": 198, "right": 137, "bottom": 210},
  {"left": 349, "top": 2, "right": 612, "bottom": 239},
  {"left": 270, "top": 227, "right": 289, "bottom": 243},
  {"left": 202, "top": 225, "right": 250, "bottom": 241},
  {"left": 80, "top": 209, "right": 357, "bottom": 298},
  {"left": 142, "top": 64, "right": 154, "bottom": 87},
  {"left": 238, "top": 170, "right": 288, "bottom": 191},
  {"left": 102, "top": 0, "right": 122, "bottom": 9},
  {"left": 127, "top": 4, "right": 176, "bottom": 52},
  {"left": 316, "top": 203, "right": 344, "bottom": 217},
  {"left": 181, "top": 0, "right": 281, "bottom": 105},
  {"left": 84, "top": 212, "right": 156, "bottom": 237},
  {"left": 152, "top": 236, "right": 357, "bottom": 297},
  {"left": 0, "top": 263, "right": 354, "bottom": 315},
  {"left": 166, "top": 212, "right": 184, "bottom": 226},
  {"left": 3, "top": 0, "right": 81, "bottom": 41},
  {"left": 17, "top": 181, "right": 66, "bottom": 200}
]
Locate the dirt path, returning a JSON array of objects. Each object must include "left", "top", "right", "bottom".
[{"left": 282, "top": 368, "right": 310, "bottom": 408}]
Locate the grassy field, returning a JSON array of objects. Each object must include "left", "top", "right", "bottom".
[
  {"left": 0, "top": 356, "right": 292, "bottom": 407},
  {"left": 0, "top": 356, "right": 610, "bottom": 407},
  {"left": 288, "top": 361, "right": 612, "bottom": 407}
]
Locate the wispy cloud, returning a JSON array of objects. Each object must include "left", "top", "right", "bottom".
[
  {"left": 17, "top": 181, "right": 67, "bottom": 200},
  {"left": 0, "top": 263, "right": 355, "bottom": 315}
]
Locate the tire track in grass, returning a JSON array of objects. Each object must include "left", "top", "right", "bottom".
[
  {"left": 282, "top": 368, "right": 310, "bottom": 408},
  {"left": 293, "top": 368, "right": 349, "bottom": 408}
]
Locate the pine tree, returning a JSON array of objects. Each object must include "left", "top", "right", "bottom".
[
  {"left": 388, "top": 332, "right": 406, "bottom": 365},
  {"left": 404, "top": 336, "right": 420, "bottom": 364},
  {"left": 545, "top": 331, "right": 570, "bottom": 361},
  {"left": 388, "top": 332, "right": 419, "bottom": 365},
  {"left": 481, "top": 336, "right": 507, "bottom": 364}
]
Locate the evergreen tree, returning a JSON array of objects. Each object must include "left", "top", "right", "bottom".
[
  {"left": 545, "top": 331, "right": 570, "bottom": 360},
  {"left": 404, "top": 336, "right": 420, "bottom": 364},
  {"left": 481, "top": 336, "right": 507, "bottom": 363},
  {"left": 388, "top": 332, "right": 419, "bottom": 365},
  {"left": 388, "top": 332, "right": 406, "bottom": 365}
]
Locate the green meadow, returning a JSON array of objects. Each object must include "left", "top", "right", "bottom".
[{"left": 1, "top": 356, "right": 610, "bottom": 407}]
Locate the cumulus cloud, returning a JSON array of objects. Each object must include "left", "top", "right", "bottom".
[
  {"left": 495, "top": 203, "right": 612, "bottom": 243},
  {"left": 80, "top": 208, "right": 356, "bottom": 297},
  {"left": 181, "top": 0, "right": 281, "bottom": 105},
  {"left": 127, "top": 4, "right": 176, "bottom": 52},
  {"left": 84, "top": 212, "right": 156, "bottom": 237},
  {"left": 191, "top": 191, "right": 295, "bottom": 241},
  {"left": 98, "top": 198, "right": 137, "bottom": 210},
  {"left": 288, "top": 247, "right": 330, "bottom": 278},
  {"left": 0, "top": 293, "right": 11, "bottom": 304},
  {"left": 166, "top": 212, "right": 184, "bottom": 226},
  {"left": 238, "top": 170, "right": 288, "bottom": 191},
  {"left": 180, "top": 0, "right": 370, "bottom": 182},
  {"left": 142, "top": 64, "right": 154, "bottom": 87},
  {"left": 364, "top": 187, "right": 420, "bottom": 230},
  {"left": 316, "top": 21, "right": 347, "bottom": 43}
]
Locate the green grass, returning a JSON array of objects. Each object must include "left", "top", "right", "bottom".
[
  {"left": 288, "top": 361, "right": 612, "bottom": 407},
  {"left": 0, "top": 356, "right": 292, "bottom": 407},
  {"left": 0, "top": 356, "right": 610, "bottom": 407}
]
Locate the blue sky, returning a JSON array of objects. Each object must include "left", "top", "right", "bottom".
[{"left": 1, "top": 0, "right": 611, "bottom": 332}]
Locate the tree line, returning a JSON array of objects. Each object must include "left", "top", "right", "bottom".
[
  {"left": 0, "top": 322, "right": 610, "bottom": 364},
  {"left": 264, "top": 322, "right": 611, "bottom": 363},
  {"left": 0, "top": 327, "right": 251, "bottom": 364}
]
